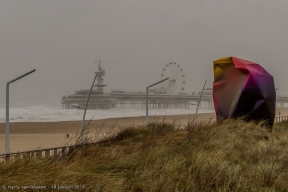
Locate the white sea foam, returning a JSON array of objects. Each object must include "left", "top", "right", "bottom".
[{"left": 0, "top": 105, "right": 215, "bottom": 123}]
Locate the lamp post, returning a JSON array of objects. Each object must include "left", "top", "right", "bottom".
[
  {"left": 192, "top": 80, "right": 212, "bottom": 124},
  {"left": 6, "top": 69, "right": 36, "bottom": 154},
  {"left": 71, "top": 77, "right": 107, "bottom": 144},
  {"left": 146, "top": 78, "right": 169, "bottom": 126}
]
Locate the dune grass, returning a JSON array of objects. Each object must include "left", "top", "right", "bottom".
[{"left": 1, "top": 119, "right": 288, "bottom": 191}]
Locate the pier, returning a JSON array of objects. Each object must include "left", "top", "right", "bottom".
[
  {"left": 112, "top": 92, "right": 214, "bottom": 109},
  {"left": 62, "top": 62, "right": 288, "bottom": 110},
  {"left": 62, "top": 90, "right": 288, "bottom": 110},
  {"left": 61, "top": 91, "right": 214, "bottom": 109}
]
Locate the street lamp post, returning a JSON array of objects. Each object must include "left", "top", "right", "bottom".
[
  {"left": 6, "top": 69, "right": 36, "bottom": 154},
  {"left": 146, "top": 78, "right": 169, "bottom": 126}
]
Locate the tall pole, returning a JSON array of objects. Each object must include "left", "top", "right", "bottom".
[
  {"left": 80, "top": 60, "right": 109, "bottom": 144},
  {"left": 146, "top": 78, "right": 169, "bottom": 126},
  {"left": 6, "top": 84, "right": 9, "bottom": 154},
  {"left": 193, "top": 80, "right": 207, "bottom": 124},
  {"left": 6, "top": 69, "right": 36, "bottom": 154},
  {"left": 81, "top": 72, "right": 98, "bottom": 144}
]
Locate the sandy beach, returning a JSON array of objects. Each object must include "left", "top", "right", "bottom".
[{"left": 0, "top": 107, "right": 287, "bottom": 154}]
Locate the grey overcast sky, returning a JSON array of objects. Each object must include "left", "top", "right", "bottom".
[{"left": 1, "top": 0, "right": 288, "bottom": 106}]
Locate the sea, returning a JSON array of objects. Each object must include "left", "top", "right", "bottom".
[{"left": 0, "top": 104, "right": 215, "bottom": 123}]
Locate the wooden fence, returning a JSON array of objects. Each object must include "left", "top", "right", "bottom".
[
  {"left": 274, "top": 116, "right": 288, "bottom": 122},
  {"left": 0, "top": 145, "right": 78, "bottom": 163}
]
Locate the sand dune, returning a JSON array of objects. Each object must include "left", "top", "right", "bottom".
[{"left": 1, "top": 107, "right": 287, "bottom": 154}]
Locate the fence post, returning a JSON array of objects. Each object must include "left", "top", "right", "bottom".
[
  {"left": 62, "top": 147, "right": 66, "bottom": 156},
  {"left": 54, "top": 149, "right": 57, "bottom": 156},
  {"left": 45, "top": 149, "right": 50, "bottom": 157},
  {"left": 36, "top": 150, "right": 42, "bottom": 158},
  {"left": 68, "top": 146, "right": 74, "bottom": 155},
  {"left": 5, "top": 154, "right": 10, "bottom": 161},
  {"left": 24, "top": 152, "right": 29, "bottom": 158}
]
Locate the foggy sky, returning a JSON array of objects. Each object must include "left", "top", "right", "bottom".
[{"left": 1, "top": 0, "right": 288, "bottom": 107}]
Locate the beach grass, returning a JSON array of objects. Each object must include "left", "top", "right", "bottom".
[{"left": 1, "top": 118, "right": 288, "bottom": 191}]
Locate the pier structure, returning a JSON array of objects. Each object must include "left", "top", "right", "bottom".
[
  {"left": 112, "top": 92, "right": 214, "bottom": 109},
  {"left": 62, "top": 61, "right": 288, "bottom": 110},
  {"left": 62, "top": 91, "right": 288, "bottom": 110},
  {"left": 62, "top": 91, "right": 214, "bottom": 109},
  {"left": 112, "top": 93, "right": 288, "bottom": 109},
  {"left": 62, "top": 60, "right": 118, "bottom": 109},
  {"left": 61, "top": 90, "right": 118, "bottom": 109}
]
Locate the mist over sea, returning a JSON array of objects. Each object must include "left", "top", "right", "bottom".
[{"left": 0, "top": 104, "right": 214, "bottom": 123}]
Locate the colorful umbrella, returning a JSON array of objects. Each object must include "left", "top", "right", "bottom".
[{"left": 213, "top": 57, "right": 276, "bottom": 127}]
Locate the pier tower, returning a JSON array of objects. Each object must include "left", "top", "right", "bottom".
[{"left": 61, "top": 61, "right": 118, "bottom": 109}]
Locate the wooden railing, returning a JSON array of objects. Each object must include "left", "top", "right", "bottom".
[
  {"left": 0, "top": 145, "right": 78, "bottom": 163},
  {"left": 274, "top": 116, "right": 288, "bottom": 123}
]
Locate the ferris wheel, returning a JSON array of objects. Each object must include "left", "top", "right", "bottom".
[{"left": 160, "top": 62, "right": 185, "bottom": 94}]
